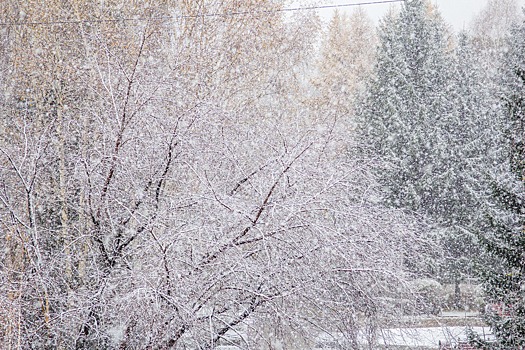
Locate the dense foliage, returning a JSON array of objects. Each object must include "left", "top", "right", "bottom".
[{"left": 474, "top": 17, "right": 525, "bottom": 349}]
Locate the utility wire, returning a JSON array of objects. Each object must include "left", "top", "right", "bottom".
[{"left": 0, "top": 0, "right": 404, "bottom": 27}]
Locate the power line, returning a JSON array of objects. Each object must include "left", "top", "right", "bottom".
[
  {"left": 281, "top": 0, "right": 403, "bottom": 12},
  {"left": 0, "top": 0, "right": 404, "bottom": 27}
]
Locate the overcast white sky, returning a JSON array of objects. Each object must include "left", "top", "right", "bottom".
[{"left": 312, "top": 0, "right": 525, "bottom": 31}]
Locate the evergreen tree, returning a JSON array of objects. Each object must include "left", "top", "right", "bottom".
[
  {"left": 356, "top": 0, "right": 451, "bottom": 281},
  {"left": 473, "top": 18, "right": 525, "bottom": 349},
  {"left": 357, "top": 0, "right": 452, "bottom": 216},
  {"left": 436, "top": 32, "right": 501, "bottom": 307},
  {"left": 357, "top": 0, "right": 499, "bottom": 299}
]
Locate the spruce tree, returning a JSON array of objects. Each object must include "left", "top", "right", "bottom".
[
  {"left": 357, "top": 0, "right": 452, "bottom": 215},
  {"left": 434, "top": 32, "right": 501, "bottom": 307},
  {"left": 356, "top": 0, "right": 454, "bottom": 282},
  {"left": 357, "top": 0, "right": 499, "bottom": 300},
  {"left": 474, "top": 18, "right": 525, "bottom": 349}
]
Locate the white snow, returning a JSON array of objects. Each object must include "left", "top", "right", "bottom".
[
  {"left": 314, "top": 326, "right": 493, "bottom": 349},
  {"left": 378, "top": 326, "right": 494, "bottom": 349}
]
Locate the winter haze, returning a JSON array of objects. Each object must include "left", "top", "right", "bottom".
[{"left": 1, "top": 0, "right": 524, "bottom": 349}]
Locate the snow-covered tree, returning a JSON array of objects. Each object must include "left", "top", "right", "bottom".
[
  {"left": 356, "top": 0, "right": 504, "bottom": 303},
  {"left": 433, "top": 32, "right": 503, "bottom": 307},
  {"left": 471, "top": 0, "right": 520, "bottom": 47},
  {"left": 357, "top": 0, "right": 452, "bottom": 216},
  {"left": 312, "top": 8, "right": 376, "bottom": 122},
  {"left": 0, "top": 1, "right": 423, "bottom": 349},
  {"left": 472, "top": 17, "right": 525, "bottom": 349},
  {"left": 470, "top": 0, "right": 521, "bottom": 85}
]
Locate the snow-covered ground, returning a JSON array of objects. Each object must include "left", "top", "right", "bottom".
[
  {"left": 313, "top": 326, "right": 494, "bottom": 349},
  {"left": 378, "top": 326, "right": 493, "bottom": 349}
]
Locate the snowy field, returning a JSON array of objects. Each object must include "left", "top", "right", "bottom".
[
  {"left": 378, "top": 326, "right": 493, "bottom": 349},
  {"left": 312, "top": 326, "right": 493, "bottom": 350}
]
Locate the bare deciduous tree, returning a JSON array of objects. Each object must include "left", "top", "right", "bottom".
[{"left": 0, "top": 1, "right": 425, "bottom": 349}]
